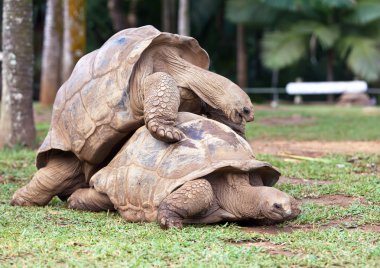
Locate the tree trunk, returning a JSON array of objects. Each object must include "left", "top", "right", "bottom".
[
  {"left": 237, "top": 24, "right": 247, "bottom": 89},
  {"left": 108, "top": 0, "right": 127, "bottom": 32},
  {"left": 326, "top": 49, "right": 334, "bottom": 82},
  {"left": 178, "top": 0, "right": 189, "bottom": 36},
  {"left": 39, "top": 0, "right": 62, "bottom": 106},
  {"left": 162, "top": 0, "right": 176, "bottom": 32},
  {"left": 61, "top": 0, "right": 86, "bottom": 82},
  {"left": 0, "top": 0, "right": 36, "bottom": 148},
  {"left": 326, "top": 49, "right": 335, "bottom": 103},
  {"left": 127, "top": 0, "right": 138, "bottom": 28}
]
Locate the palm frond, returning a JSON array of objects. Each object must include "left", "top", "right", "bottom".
[
  {"left": 337, "top": 37, "right": 380, "bottom": 81},
  {"left": 318, "top": 0, "right": 355, "bottom": 9},
  {"left": 291, "top": 22, "right": 340, "bottom": 49},
  {"left": 261, "top": 0, "right": 311, "bottom": 11},
  {"left": 346, "top": 0, "right": 380, "bottom": 25},
  {"left": 314, "top": 25, "right": 340, "bottom": 49},
  {"left": 226, "top": 0, "right": 277, "bottom": 25},
  {"left": 261, "top": 30, "right": 307, "bottom": 70}
]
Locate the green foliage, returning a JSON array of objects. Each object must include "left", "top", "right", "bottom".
[
  {"left": 226, "top": 0, "right": 278, "bottom": 26},
  {"left": 262, "top": 31, "right": 307, "bottom": 69},
  {"left": 231, "top": 0, "right": 380, "bottom": 82},
  {"left": 338, "top": 37, "right": 380, "bottom": 81},
  {"left": 346, "top": 0, "right": 380, "bottom": 24}
]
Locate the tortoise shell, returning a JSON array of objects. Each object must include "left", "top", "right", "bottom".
[
  {"left": 90, "top": 113, "right": 280, "bottom": 222},
  {"left": 37, "top": 25, "right": 209, "bottom": 168}
]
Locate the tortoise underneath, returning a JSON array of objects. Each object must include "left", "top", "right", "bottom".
[{"left": 67, "top": 113, "right": 300, "bottom": 229}]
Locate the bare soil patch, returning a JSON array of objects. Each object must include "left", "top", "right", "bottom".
[
  {"left": 230, "top": 240, "right": 296, "bottom": 257},
  {"left": 259, "top": 115, "right": 315, "bottom": 126},
  {"left": 242, "top": 219, "right": 380, "bottom": 235},
  {"left": 34, "top": 107, "right": 52, "bottom": 124},
  {"left": 302, "top": 194, "right": 367, "bottom": 207},
  {"left": 278, "top": 176, "right": 332, "bottom": 185},
  {"left": 251, "top": 140, "right": 380, "bottom": 156}
]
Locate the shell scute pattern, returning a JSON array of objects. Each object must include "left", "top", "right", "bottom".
[
  {"left": 37, "top": 25, "right": 209, "bottom": 167},
  {"left": 90, "top": 114, "right": 280, "bottom": 223},
  {"left": 64, "top": 51, "right": 96, "bottom": 102}
]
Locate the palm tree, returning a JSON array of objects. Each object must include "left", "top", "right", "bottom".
[
  {"left": 61, "top": 0, "right": 86, "bottom": 82},
  {"left": 40, "top": 0, "right": 63, "bottom": 105},
  {"left": 178, "top": 0, "right": 190, "bottom": 35},
  {"left": 261, "top": 0, "right": 380, "bottom": 82},
  {"left": 0, "top": 0, "right": 36, "bottom": 148},
  {"left": 161, "top": 0, "right": 176, "bottom": 33},
  {"left": 226, "top": 0, "right": 279, "bottom": 87}
]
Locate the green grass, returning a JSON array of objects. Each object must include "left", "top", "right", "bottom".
[
  {"left": 1, "top": 105, "right": 380, "bottom": 267},
  {"left": 246, "top": 105, "right": 380, "bottom": 141}
]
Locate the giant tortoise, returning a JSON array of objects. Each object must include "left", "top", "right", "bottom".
[
  {"left": 67, "top": 113, "right": 300, "bottom": 229},
  {"left": 11, "top": 26, "right": 254, "bottom": 207}
]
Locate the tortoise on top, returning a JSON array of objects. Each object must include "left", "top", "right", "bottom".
[
  {"left": 11, "top": 25, "right": 254, "bottom": 207},
  {"left": 67, "top": 113, "right": 300, "bottom": 229}
]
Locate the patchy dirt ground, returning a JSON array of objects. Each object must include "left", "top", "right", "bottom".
[
  {"left": 242, "top": 220, "right": 380, "bottom": 235},
  {"left": 241, "top": 193, "right": 378, "bottom": 235},
  {"left": 251, "top": 140, "right": 380, "bottom": 156},
  {"left": 33, "top": 105, "right": 52, "bottom": 124},
  {"left": 278, "top": 176, "right": 333, "bottom": 185},
  {"left": 258, "top": 115, "right": 315, "bottom": 126},
  {"left": 302, "top": 195, "right": 367, "bottom": 207},
  {"left": 230, "top": 240, "right": 297, "bottom": 257}
]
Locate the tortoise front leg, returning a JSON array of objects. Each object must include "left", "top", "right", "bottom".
[
  {"left": 11, "top": 152, "right": 85, "bottom": 206},
  {"left": 157, "top": 178, "right": 214, "bottom": 229},
  {"left": 67, "top": 188, "right": 115, "bottom": 212},
  {"left": 143, "top": 72, "right": 184, "bottom": 143}
]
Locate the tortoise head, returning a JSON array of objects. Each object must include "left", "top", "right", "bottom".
[
  {"left": 182, "top": 68, "right": 254, "bottom": 127},
  {"left": 224, "top": 82, "right": 255, "bottom": 125},
  {"left": 259, "top": 187, "right": 300, "bottom": 221},
  {"left": 161, "top": 49, "right": 254, "bottom": 127}
]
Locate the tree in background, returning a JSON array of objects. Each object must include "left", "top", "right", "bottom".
[
  {"left": 236, "top": 24, "right": 247, "bottom": 88},
  {"left": 261, "top": 0, "right": 380, "bottom": 82},
  {"left": 161, "top": 0, "right": 176, "bottom": 32},
  {"left": 226, "top": 0, "right": 278, "bottom": 88},
  {"left": 108, "top": 0, "right": 138, "bottom": 32},
  {"left": 0, "top": 0, "right": 36, "bottom": 147},
  {"left": 39, "top": 0, "right": 62, "bottom": 106},
  {"left": 178, "top": 0, "right": 189, "bottom": 35},
  {"left": 108, "top": 0, "right": 127, "bottom": 31},
  {"left": 61, "top": 0, "right": 86, "bottom": 82}
]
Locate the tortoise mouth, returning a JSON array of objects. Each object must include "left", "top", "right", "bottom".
[{"left": 205, "top": 106, "right": 246, "bottom": 137}]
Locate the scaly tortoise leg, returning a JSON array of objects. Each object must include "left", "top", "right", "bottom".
[
  {"left": 143, "top": 72, "right": 184, "bottom": 143},
  {"left": 11, "top": 152, "right": 84, "bottom": 206},
  {"left": 157, "top": 178, "right": 214, "bottom": 229},
  {"left": 67, "top": 188, "right": 115, "bottom": 212}
]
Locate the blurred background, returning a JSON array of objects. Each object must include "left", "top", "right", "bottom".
[
  {"left": 8, "top": 0, "right": 380, "bottom": 102},
  {"left": 1, "top": 0, "right": 380, "bottom": 147}
]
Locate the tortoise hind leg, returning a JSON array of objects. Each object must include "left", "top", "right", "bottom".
[
  {"left": 143, "top": 72, "right": 184, "bottom": 143},
  {"left": 67, "top": 188, "right": 115, "bottom": 212},
  {"left": 157, "top": 178, "right": 214, "bottom": 229},
  {"left": 10, "top": 152, "right": 84, "bottom": 206}
]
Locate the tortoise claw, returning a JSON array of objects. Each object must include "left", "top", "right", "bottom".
[
  {"left": 157, "top": 209, "right": 184, "bottom": 229},
  {"left": 10, "top": 188, "right": 37, "bottom": 206},
  {"left": 147, "top": 120, "right": 184, "bottom": 143}
]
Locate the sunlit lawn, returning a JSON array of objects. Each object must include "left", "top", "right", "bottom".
[
  {"left": 0, "top": 105, "right": 379, "bottom": 267},
  {"left": 247, "top": 105, "right": 380, "bottom": 141}
]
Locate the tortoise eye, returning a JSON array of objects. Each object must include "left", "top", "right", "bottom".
[{"left": 273, "top": 203, "right": 282, "bottom": 209}]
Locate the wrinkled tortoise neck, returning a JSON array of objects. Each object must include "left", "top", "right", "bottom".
[
  {"left": 210, "top": 174, "right": 266, "bottom": 220},
  {"left": 160, "top": 49, "right": 234, "bottom": 112}
]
